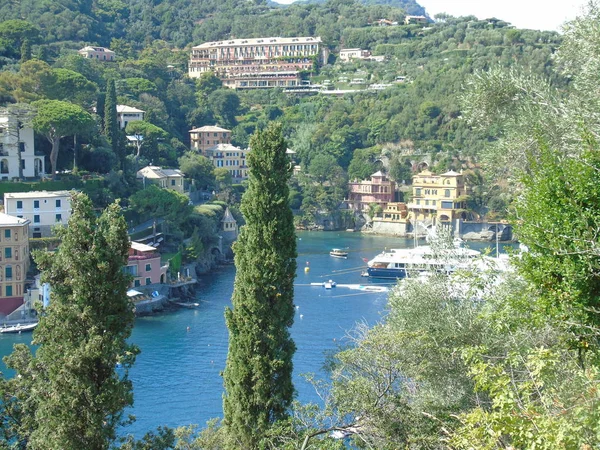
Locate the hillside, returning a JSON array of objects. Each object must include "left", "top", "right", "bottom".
[{"left": 0, "top": 0, "right": 563, "bottom": 220}]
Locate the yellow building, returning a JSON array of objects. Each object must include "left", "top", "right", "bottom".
[
  {"left": 205, "top": 143, "right": 249, "bottom": 183},
  {"left": 406, "top": 170, "right": 470, "bottom": 225},
  {"left": 137, "top": 166, "right": 186, "bottom": 193},
  {"left": 380, "top": 202, "right": 408, "bottom": 222},
  {"left": 0, "top": 213, "right": 30, "bottom": 317}
]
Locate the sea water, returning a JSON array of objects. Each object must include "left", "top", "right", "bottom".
[{"left": 0, "top": 232, "right": 506, "bottom": 437}]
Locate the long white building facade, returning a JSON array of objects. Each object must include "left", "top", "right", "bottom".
[{"left": 188, "top": 36, "right": 328, "bottom": 89}]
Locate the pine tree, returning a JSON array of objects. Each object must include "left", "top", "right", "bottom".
[
  {"left": 1, "top": 192, "right": 138, "bottom": 449},
  {"left": 104, "top": 79, "right": 120, "bottom": 166},
  {"left": 222, "top": 123, "right": 297, "bottom": 447}
]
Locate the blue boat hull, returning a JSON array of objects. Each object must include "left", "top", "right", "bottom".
[{"left": 366, "top": 267, "right": 408, "bottom": 279}]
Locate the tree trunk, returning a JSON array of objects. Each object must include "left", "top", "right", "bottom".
[
  {"left": 50, "top": 137, "right": 59, "bottom": 180},
  {"left": 73, "top": 134, "right": 78, "bottom": 172}
]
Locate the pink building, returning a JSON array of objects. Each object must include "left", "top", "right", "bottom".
[
  {"left": 346, "top": 171, "right": 395, "bottom": 212},
  {"left": 125, "top": 242, "right": 167, "bottom": 287}
]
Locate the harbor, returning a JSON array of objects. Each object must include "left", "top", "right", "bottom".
[{"left": 0, "top": 231, "right": 509, "bottom": 437}]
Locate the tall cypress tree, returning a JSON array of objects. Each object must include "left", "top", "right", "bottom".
[
  {"left": 104, "top": 79, "right": 120, "bottom": 165},
  {"left": 223, "top": 123, "right": 297, "bottom": 447},
  {"left": 0, "top": 192, "right": 138, "bottom": 449}
]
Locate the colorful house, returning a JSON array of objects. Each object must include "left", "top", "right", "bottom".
[
  {"left": 189, "top": 125, "right": 232, "bottom": 153},
  {"left": 346, "top": 171, "right": 395, "bottom": 212},
  {"left": 136, "top": 166, "right": 186, "bottom": 193},
  {"left": 407, "top": 170, "right": 470, "bottom": 226},
  {"left": 0, "top": 213, "right": 30, "bottom": 317},
  {"left": 124, "top": 242, "right": 167, "bottom": 287}
]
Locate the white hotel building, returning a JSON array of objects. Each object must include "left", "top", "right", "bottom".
[{"left": 188, "top": 36, "right": 328, "bottom": 89}]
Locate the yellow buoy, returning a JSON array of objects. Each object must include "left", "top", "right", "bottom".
[{"left": 304, "top": 267, "right": 310, "bottom": 272}]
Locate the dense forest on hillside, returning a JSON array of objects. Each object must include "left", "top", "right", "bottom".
[{"left": 0, "top": 0, "right": 562, "bottom": 223}]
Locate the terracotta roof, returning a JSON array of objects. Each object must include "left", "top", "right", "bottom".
[{"left": 189, "top": 125, "right": 231, "bottom": 133}]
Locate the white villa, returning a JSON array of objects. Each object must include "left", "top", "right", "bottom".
[{"left": 0, "top": 110, "right": 45, "bottom": 180}]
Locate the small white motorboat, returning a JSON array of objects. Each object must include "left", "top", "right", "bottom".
[
  {"left": 330, "top": 248, "right": 348, "bottom": 259},
  {"left": 0, "top": 322, "right": 38, "bottom": 334}
]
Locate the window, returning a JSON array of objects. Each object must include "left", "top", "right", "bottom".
[
  {"left": 171, "top": 179, "right": 175, "bottom": 186},
  {"left": 34, "top": 215, "right": 40, "bottom": 223},
  {"left": 444, "top": 189, "right": 451, "bottom": 198},
  {"left": 16, "top": 201, "right": 22, "bottom": 209},
  {"left": 33, "top": 200, "right": 39, "bottom": 209},
  {"left": 4, "top": 229, "right": 10, "bottom": 239},
  {"left": 56, "top": 214, "right": 62, "bottom": 222},
  {"left": 5, "top": 285, "right": 12, "bottom": 296},
  {"left": 415, "top": 188, "right": 422, "bottom": 196},
  {"left": 4, "top": 248, "right": 11, "bottom": 259},
  {"left": 5, "top": 266, "right": 12, "bottom": 280},
  {"left": 134, "top": 279, "right": 141, "bottom": 287},
  {"left": 20, "top": 160, "right": 25, "bottom": 169},
  {"left": 441, "top": 201, "right": 453, "bottom": 209},
  {"left": 123, "top": 265, "right": 138, "bottom": 276},
  {"left": 145, "top": 263, "right": 151, "bottom": 271},
  {"left": 146, "top": 277, "right": 152, "bottom": 285},
  {"left": 56, "top": 199, "right": 61, "bottom": 208},
  {"left": 19, "top": 142, "right": 25, "bottom": 153}
]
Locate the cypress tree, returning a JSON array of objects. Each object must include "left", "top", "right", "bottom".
[
  {"left": 1, "top": 192, "right": 138, "bottom": 449},
  {"left": 20, "top": 38, "right": 31, "bottom": 63},
  {"left": 104, "top": 79, "right": 120, "bottom": 165},
  {"left": 223, "top": 123, "right": 297, "bottom": 447}
]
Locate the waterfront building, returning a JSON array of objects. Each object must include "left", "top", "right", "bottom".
[
  {"left": 346, "top": 171, "right": 395, "bottom": 212},
  {"left": 125, "top": 242, "right": 167, "bottom": 287},
  {"left": 0, "top": 109, "right": 45, "bottom": 179},
  {"left": 407, "top": 170, "right": 470, "bottom": 226},
  {"left": 137, "top": 166, "right": 186, "bottom": 193},
  {"left": 78, "top": 46, "right": 116, "bottom": 61},
  {"left": 4, "top": 190, "right": 71, "bottom": 238},
  {"left": 117, "top": 105, "right": 145, "bottom": 129},
  {"left": 205, "top": 143, "right": 249, "bottom": 183},
  {"left": 188, "top": 36, "right": 328, "bottom": 89},
  {"left": 0, "top": 213, "right": 30, "bottom": 317},
  {"left": 189, "top": 125, "right": 232, "bottom": 153}
]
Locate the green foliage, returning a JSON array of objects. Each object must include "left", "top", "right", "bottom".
[
  {"left": 0, "top": 192, "right": 138, "bottom": 449},
  {"left": 32, "top": 99, "right": 95, "bottom": 178},
  {"left": 223, "top": 123, "right": 297, "bottom": 447},
  {"left": 48, "top": 68, "right": 98, "bottom": 107},
  {"left": 129, "top": 185, "right": 192, "bottom": 240},
  {"left": 178, "top": 151, "right": 215, "bottom": 190}
]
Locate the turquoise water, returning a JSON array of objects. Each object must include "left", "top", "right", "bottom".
[{"left": 0, "top": 232, "right": 506, "bottom": 437}]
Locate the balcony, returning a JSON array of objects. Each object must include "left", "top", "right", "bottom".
[{"left": 128, "top": 253, "right": 160, "bottom": 261}]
